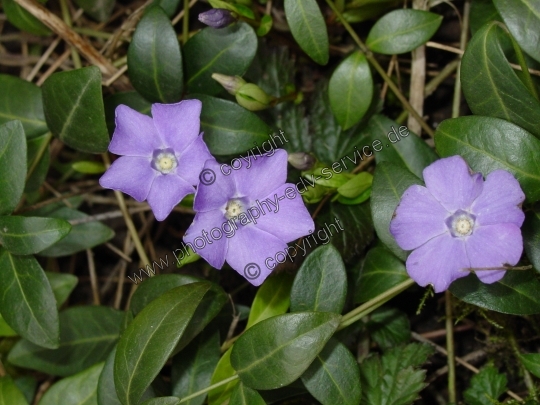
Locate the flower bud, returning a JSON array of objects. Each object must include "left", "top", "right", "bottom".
[
  {"left": 288, "top": 152, "right": 316, "bottom": 171},
  {"left": 235, "top": 83, "right": 274, "bottom": 111},
  {"left": 211, "top": 73, "right": 246, "bottom": 95},
  {"left": 198, "top": 8, "right": 236, "bottom": 28}
]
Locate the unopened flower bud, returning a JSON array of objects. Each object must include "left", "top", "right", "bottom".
[
  {"left": 288, "top": 152, "right": 316, "bottom": 171},
  {"left": 236, "top": 83, "right": 274, "bottom": 111},
  {"left": 198, "top": 8, "right": 236, "bottom": 28},
  {"left": 211, "top": 73, "right": 246, "bottom": 95}
]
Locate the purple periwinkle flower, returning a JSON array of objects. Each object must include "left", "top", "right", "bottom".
[
  {"left": 99, "top": 100, "right": 212, "bottom": 221},
  {"left": 389, "top": 155, "right": 525, "bottom": 293},
  {"left": 183, "top": 149, "right": 315, "bottom": 286},
  {"left": 198, "top": 8, "right": 236, "bottom": 29}
]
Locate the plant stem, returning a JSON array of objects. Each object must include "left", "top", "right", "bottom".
[
  {"left": 445, "top": 290, "right": 457, "bottom": 404},
  {"left": 26, "top": 132, "right": 52, "bottom": 182},
  {"left": 177, "top": 374, "right": 239, "bottom": 404},
  {"left": 508, "top": 333, "right": 538, "bottom": 401},
  {"left": 182, "top": 0, "right": 189, "bottom": 45}
]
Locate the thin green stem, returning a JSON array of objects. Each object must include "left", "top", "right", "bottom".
[
  {"left": 177, "top": 374, "right": 239, "bottom": 404},
  {"left": 445, "top": 290, "right": 457, "bottom": 404},
  {"left": 182, "top": 0, "right": 189, "bottom": 45},
  {"left": 26, "top": 132, "right": 52, "bottom": 182},
  {"left": 73, "top": 27, "right": 113, "bottom": 39},
  {"left": 59, "top": 0, "right": 82, "bottom": 69},
  {"left": 509, "top": 333, "right": 538, "bottom": 401}
]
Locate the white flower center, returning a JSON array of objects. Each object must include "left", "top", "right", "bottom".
[
  {"left": 454, "top": 217, "right": 473, "bottom": 236},
  {"left": 446, "top": 210, "right": 475, "bottom": 237},
  {"left": 154, "top": 152, "right": 177, "bottom": 174},
  {"left": 225, "top": 199, "right": 245, "bottom": 219}
]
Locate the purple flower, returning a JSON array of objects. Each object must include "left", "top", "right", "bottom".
[
  {"left": 198, "top": 8, "right": 236, "bottom": 29},
  {"left": 389, "top": 155, "right": 525, "bottom": 293},
  {"left": 99, "top": 100, "right": 212, "bottom": 221},
  {"left": 183, "top": 149, "right": 315, "bottom": 286}
]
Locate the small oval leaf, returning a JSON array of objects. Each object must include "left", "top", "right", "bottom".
[
  {"left": 246, "top": 272, "right": 293, "bottom": 329},
  {"left": 0, "top": 120, "right": 26, "bottom": 216}
]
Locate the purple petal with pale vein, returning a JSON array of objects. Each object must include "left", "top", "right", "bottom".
[
  {"left": 151, "top": 100, "right": 202, "bottom": 152},
  {"left": 226, "top": 225, "right": 287, "bottom": 286},
  {"left": 389, "top": 185, "right": 449, "bottom": 250},
  {"left": 233, "top": 149, "right": 288, "bottom": 201},
  {"left": 465, "top": 223, "right": 522, "bottom": 284},
  {"left": 177, "top": 135, "right": 214, "bottom": 186},
  {"left": 183, "top": 209, "right": 229, "bottom": 269},
  {"left": 109, "top": 105, "right": 162, "bottom": 156},
  {"left": 99, "top": 156, "right": 156, "bottom": 201},
  {"left": 471, "top": 170, "right": 525, "bottom": 227},
  {"left": 147, "top": 174, "right": 194, "bottom": 221},
  {"left": 423, "top": 156, "right": 483, "bottom": 212},
  {"left": 406, "top": 233, "right": 470, "bottom": 293},
  {"left": 194, "top": 159, "right": 236, "bottom": 212},
  {"left": 254, "top": 183, "right": 314, "bottom": 243}
]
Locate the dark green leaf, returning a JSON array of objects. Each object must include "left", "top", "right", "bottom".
[
  {"left": 46, "top": 272, "right": 78, "bottom": 308},
  {"left": 73, "top": 0, "right": 115, "bottom": 22},
  {"left": 0, "top": 376, "right": 29, "bottom": 405},
  {"left": 519, "top": 353, "right": 540, "bottom": 378},
  {"left": 0, "top": 120, "right": 26, "bottom": 216},
  {"left": 208, "top": 349, "right": 238, "bottom": 405},
  {"left": 13, "top": 376, "right": 35, "bottom": 405},
  {"left": 342, "top": 0, "right": 400, "bottom": 23},
  {"left": 229, "top": 382, "right": 266, "bottom": 405},
  {"left": 128, "top": 6, "right": 183, "bottom": 103},
  {"left": 366, "top": 9, "right": 442, "bottom": 55},
  {"left": 435, "top": 116, "right": 540, "bottom": 202},
  {"left": 231, "top": 312, "right": 341, "bottom": 390},
  {"left": 2, "top": 0, "right": 51, "bottom": 36},
  {"left": 25, "top": 133, "right": 50, "bottom": 193},
  {"left": 329, "top": 51, "right": 373, "bottom": 130},
  {"left": 104, "top": 92, "right": 151, "bottom": 135},
  {"left": 0, "top": 75, "right": 47, "bottom": 138},
  {"left": 463, "top": 364, "right": 507, "bottom": 405},
  {"left": 290, "top": 244, "right": 347, "bottom": 314},
  {"left": 284, "top": 0, "right": 328, "bottom": 65},
  {"left": 470, "top": 0, "right": 502, "bottom": 36},
  {"left": 367, "top": 307, "right": 410, "bottom": 350},
  {"left": 246, "top": 272, "right": 293, "bottom": 329},
  {"left": 523, "top": 210, "right": 540, "bottom": 272},
  {"left": 8, "top": 306, "right": 123, "bottom": 376},
  {"left": 141, "top": 399, "right": 180, "bottom": 405},
  {"left": 185, "top": 23, "right": 257, "bottom": 95},
  {"left": 153, "top": 0, "right": 180, "bottom": 17},
  {"left": 42, "top": 66, "right": 109, "bottom": 153}
]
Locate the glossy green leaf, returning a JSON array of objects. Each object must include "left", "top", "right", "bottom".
[
  {"left": 25, "top": 133, "right": 50, "bottom": 193},
  {"left": 523, "top": 210, "right": 540, "bottom": 272},
  {"left": 46, "top": 272, "right": 78, "bottom": 308},
  {"left": 337, "top": 172, "right": 372, "bottom": 199},
  {"left": 42, "top": 66, "right": 109, "bottom": 153},
  {"left": 229, "top": 382, "right": 266, "bottom": 405},
  {"left": 519, "top": 353, "right": 540, "bottom": 378},
  {"left": 39, "top": 362, "right": 104, "bottom": 405},
  {"left": 329, "top": 51, "right": 373, "bottom": 130},
  {"left": 256, "top": 14, "right": 273, "bottom": 36},
  {"left": 463, "top": 364, "right": 507, "bottom": 405},
  {"left": 114, "top": 282, "right": 211, "bottom": 405},
  {"left": 73, "top": 0, "right": 115, "bottom": 22},
  {"left": 208, "top": 349, "right": 238, "bottom": 405},
  {"left": 284, "top": 0, "right": 329, "bottom": 65},
  {"left": 185, "top": 23, "right": 257, "bottom": 95},
  {"left": 367, "top": 307, "right": 410, "bottom": 350},
  {"left": 2, "top": 0, "right": 51, "bottom": 36},
  {"left": 13, "top": 376, "right": 35, "bottom": 405},
  {"left": 128, "top": 6, "right": 183, "bottom": 103},
  {"left": 0, "top": 216, "right": 71, "bottom": 255},
  {"left": 301, "top": 339, "right": 361, "bottom": 405},
  {"left": 0, "top": 313, "right": 17, "bottom": 337},
  {"left": 493, "top": 0, "right": 540, "bottom": 63},
  {"left": 461, "top": 22, "right": 540, "bottom": 139},
  {"left": 435, "top": 116, "right": 540, "bottom": 203},
  {"left": 355, "top": 247, "right": 409, "bottom": 303},
  {"left": 0, "top": 376, "right": 29, "bottom": 405},
  {"left": 196, "top": 94, "right": 271, "bottom": 155},
  {"left": 246, "top": 272, "right": 293, "bottom": 329},
  {"left": 470, "top": 0, "right": 502, "bottom": 35},
  {"left": 231, "top": 312, "right": 341, "bottom": 390},
  {"left": 0, "top": 120, "right": 26, "bottom": 216},
  {"left": 72, "top": 161, "right": 105, "bottom": 174},
  {"left": 0, "top": 75, "right": 47, "bottom": 138},
  {"left": 0, "top": 249, "right": 58, "bottom": 348},
  {"left": 342, "top": 0, "right": 400, "bottom": 23},
  {"left": 104, "top": 91, "right": 151, "bottom": 135},
  {"left": 8, "top": 306, "right": 123, "bottom": 376},
  {"left": 290, "top": 244, "right": 347, "bottom": 314},
  {"left": 141, "top": 399, "right": 180, "bottom": 405},
  {"left": 366, "top": 9, "right": 442, "bottom": 55},
  {"left": 153, "top": 0, "right": 180, "bottom": 17}
]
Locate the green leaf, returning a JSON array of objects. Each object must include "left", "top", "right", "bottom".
[
  {"left": 141, "top": 399, "right": 180, "bottom": 405},
  {"left": 366, "top": 9, "right": 442, "bottom": 55},
  {"left": 8, "top": 306, "right": 123, "bottom": 376},
  {"left": 72, "top": 161, "right": 105, "bottom": 174},
  {"left": 329, "top": 51, "right": 373, "bottom": 130},
  {"left": 283, "top": 0, "right": 329, "bottom": 65},
  {"left": 0, "top": 314, "right": 17, "bottom": 337},
  {"left": 185, "top": 22, "right": 257, "bottom": 95},
  {"left": 0, "top": 75, "right": 47, "bottom": 138},
  {"left": 435, "top": 116, "right": 540, "bottom": 203},
  {"left": 39, "top": 362, "right": 104, "bottom": 405},
  {"left": 463, "top": 364, "right": 507, "bottom": 405},
  {"left": 493, "top": 0, "right": 540, "bottom": 63},
  {"left": 196, "top": 94, "right": 271, "bottom": 156},
  {"left": 470, "top": 0, "right": 502, "bottom": 36},
  {"left": 231, "top": 312, "right": 341, "bottom": 390},
  {"left": 2, "top": 0, "right": 51, "bottom": 36},
  {"left": 367, "top": 307, "right": 410, "bottom": 350},
  {"left": 355, "top": 247, "right": 409, "bottom": 303},
  {"left": 523, "top": 210, "right": 540, "bottom": 272},
  {"left": 153, "top": 0, "right": 180, "bottom": 17},
  {"left": 37, "top": 207, "right": 114, "bottom": 257},
  {"left": 104, "top": 91, "right": 151, "bottom": 135},
  {"left": 73, "top": 0, "right": 115, "bottom": 22},
  {"left": 461, "top": 22, "right": 540, "bottom": 139},
  {"left": 256, "top": 14, "right": 273, "bottom": 37},
  {"left": 450, "top": 271, "right": 540, "bottom": 315},
  {"left": 128, "top": 6, "right": 183, "bottom": 103},
  {"left": 0, "top": 376, "right": 29, "bottom": 405},
  {"left": 25, "top": 133, "right": 50, "bottom": 193},
  {"left": 0, "top": 249, "right": 58, "bottom": 348},
  {"left": 290, "top": 244, "right": 347, "bottom": 314},
  {"left": 246, "top": 272, "right": 293, "bottom": 329},
  {"left": 13, "top": 376, "right": 35, "bottom": 405},
  {"left": 301, "top": 339, "right": 361, "bottom": 405},
  {"left": 519, "top": 353, "right": 540, "bottom": 378},
  {"left": 208, "top": 349, "right": 238, "bottom": 405},
  {"left": 114, "top": 282, "right": 211, "bottom": 405},
  {"left": 0, "top": 120, "right": 26, "bottom": 216},
  {"left": 337, "top": 172, "right": 372, "bottom": 199},
  {"left": 42, "top": 66, "right": 109, "bottom": 153},
  {"left": 229, "top": 382, "right": 266, "bottom": 405},
  {"left": 46, "top": 272, "right": 78, "bottom": 308},
  {"left": 0, "top": 216, "right": 71, "bottom": 255}
]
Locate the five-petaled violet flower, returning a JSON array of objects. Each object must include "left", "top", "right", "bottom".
[
  {"left": 390, "top": 155, "right": 525, "bottom": 293},
  {"left": 99, "top": 100, "right": 212, "bottom": 221},
  {"left": 183, "top": 149, "right": 315, "bottom": 286}
]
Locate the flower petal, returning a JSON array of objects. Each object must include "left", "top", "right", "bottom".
[
  {"left": 253, "top": 183, "right": 315, "bottom": 243},
  {"left": 194, "top": 159, "right": 236, "bottom": 212},
  {"left": 99, "top": 156, "right": 156, "bottom": 201},
  {"left": 465, "top": 223, "right": 523, "bottom": 284},
  {"left": 183, "top": 209, "right": 229, "bottom": 269},
  {"left": 423, "top": 156, "right": 483, "bottom": 212},
  {"left": 151, "top": 100, "right": 202, "bottom": 152},
  {"left": 147, "top": 174, "right": 194, "bottom": 221},
  {"left": 471, "top": 170, "right": 525, "bottom": 227},
  {"left": 177, "top": 134, "right": 214, "bottom": 186},
  {"left": 390, "top": 185, "right": 449, "bottom": 250},
  {"left": 109, "top": 105, "right": 162, "bottom": 156},
  {"left": 406, "top": 233, "right": 470, "bottom": 293},
  {"left": 226, "top": 225, "right": 287, "bottom": 286}
]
